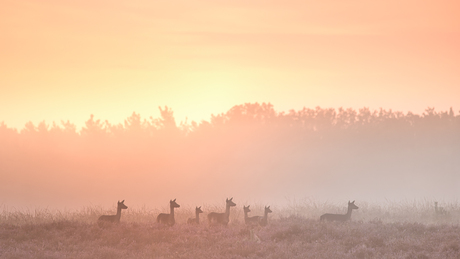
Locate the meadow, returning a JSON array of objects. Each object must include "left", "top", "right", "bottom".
[
  {"left": 1, "top": 200, "right": 460, "bottom": 259},
  {"left": 1, "top": 105, "right": 459, "bottom": 258}
]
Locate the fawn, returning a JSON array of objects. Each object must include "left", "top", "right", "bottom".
[
  {"left": 259, "top": 206, "right": 272, "bottom": 226},
  {"left": 207, "top": 198, "right": 236, "bottom": 225},
  {"left": 98, "top": 200, "right": 128, "bottom": 223},
  {"left": 187, "top": 206, "right": 204, "bottom": 224},
  {"left": 320, "top": 200, "right": 358, "bottom": 222},
  {"left": 157, "top": 199, "right": 180, "bottom": 226},
  {"left": 243, "top": 205, "right": 261, "bottom": 225}
]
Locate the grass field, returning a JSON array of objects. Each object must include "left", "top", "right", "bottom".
[{"left": 1, "top": 200, "right": 459, "bottom": 259}]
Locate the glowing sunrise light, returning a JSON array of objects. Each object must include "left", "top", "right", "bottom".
[{"left": 1, "top": 0, "right": 458, "bottom": 129}]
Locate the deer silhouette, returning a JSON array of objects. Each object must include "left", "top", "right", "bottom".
[
  {"left": 207, "top": 198, "right": 236, "bottom": 225},
  {"left": 157, "top": 199, "right": 180, "bottom": 226},
  {"left": 243, "top": 205, "right": 261, "bottom": 225},
  {"left": 320, "top": 201, "right": 358, "bottom": 222},
  {"left": 259, "top": 206, "right": 272, "bottom": 226},
  {"left": 187, "top": 206, "right": 204, "bottom": 224},
  {"left": 435, "top": 201, "right": 447, "bottom": 215},
  {"left": 98, "top": 200, "right": 128, "bottom": 223}
]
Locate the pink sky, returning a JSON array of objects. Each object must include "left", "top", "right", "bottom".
[{"left": 1, "top": 0, "right": 459, "bottom": 129}]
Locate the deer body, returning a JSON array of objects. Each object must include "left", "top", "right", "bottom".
[
  {"left": 157, "top": 199, "right": 180, "bottom": 226},
  {"left": 259, "top": 206, "right": 272, "bottom": 226},
  {"left": 187, "top": 206, "right": 203, "bottom": 224},
  {"left": 435, "top": 202, "right": 447, "bottom": 215},
  {"left": 98, "top": 200, "right": 128, "bottom": 223},
  {"left": 207, "top": 198, "right": 236, "bottom": 225},
  {"left": 243, "top": 205, "right": 261, "bottom": 225},
  {"left": 320, "top": 201, "right": 358, "bottom": 222}
]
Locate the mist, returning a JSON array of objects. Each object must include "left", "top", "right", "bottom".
[{"left": 0, "top": 103, "right": 459, "bottom": 211}]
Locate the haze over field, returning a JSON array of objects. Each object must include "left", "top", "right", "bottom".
[
  {"left": 1, "top": 104, "right": 459, "bottom": 210},
  {"left": 0, "top": 1, "right": 459, "bottom": 211}
]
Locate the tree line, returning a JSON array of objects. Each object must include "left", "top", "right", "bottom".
[
  {"left": 1, "top": 103, "right": 458, "bottom": 140},
  {"left": 0, "top": 103, "right": 459, "bottom": 209}
]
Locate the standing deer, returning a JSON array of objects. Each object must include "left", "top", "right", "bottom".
[
  {"left": 187, "top": 206, "right": 204, "bottom": 224},
  {"left": 157, "top": 199, "right": 180, "bottom": 226},
  {"left": 98, "top": 200, "right": 128, "bottom": 223},
  {"left": 320, "top": 201, "right": 358, "bottom": 222},
  {"left": 207, "top": 197, "right": 236, "bottom": 225},
  {"left": 243, "top": 205, "right": 261, "bottom": 225},
  {"left": 259, "top": 206, "right": 272, "bottom": 226},
  {"left": 435, "top": 202, "right": 447, "bottom": 215}
]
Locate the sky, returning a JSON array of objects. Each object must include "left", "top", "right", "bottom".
[{"left": 1, "top": 0, "right": 459, "bottom": 129}]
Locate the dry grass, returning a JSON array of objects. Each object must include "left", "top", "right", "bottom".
[{"left": 1, "top": 201, "right": 459, "bottom": 259}]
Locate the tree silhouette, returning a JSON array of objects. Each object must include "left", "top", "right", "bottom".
[
  {"left": 81, "top": 114, "right": 107, "bottom": 137},
  {"left": 0, "top": 103, "right": 459, "bottom": 208}
]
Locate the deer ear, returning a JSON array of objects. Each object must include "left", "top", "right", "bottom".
[
  {"left": 352, "top": 200, "right": 355, "bottom": 203},
  {"left": 230, "top": 197, "right": 233, "bottom": 201},
  {"left": 268, "top": 206, "right": 270, "bottom": 209},
  {"left": 121, "top": 200, "right": 124, "bottom": 203}
]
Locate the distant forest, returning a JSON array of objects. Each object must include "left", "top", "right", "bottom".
[
  {"left": 1, "top": 103, "right": 459, "bottom": 209},
  {"left": 2, "top": 103, "right": 459, "bottom": 139}
]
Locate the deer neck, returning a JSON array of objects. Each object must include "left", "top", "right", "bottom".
[
  {"left": 116, "top": 206, "right": 123, "bottom": 220},
  {"left": 225, "top": 204, "right": 231, "bottom": 218},
  {"left": 170, "top": 205, "right": 175, "bottom": 218},
  {"left": 195, "top": 211, "right": 200, "bottom": 222},
  {"left": 346, "top": 206, "right": 353, "bottom": 219},
  {"left": 263, "top": 211, "right": 269, "bottom": 220},
  {"left": 244, "top": 210, "right": 249, "bottom": 220}
]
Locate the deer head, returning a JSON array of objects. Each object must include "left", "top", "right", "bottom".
[
  {"left": 170, "top": 199, "right": 180, "bottom": 208},
  {"left": 243, "top": 205, "right": 251, "bottom": 213},
  {"left": 226, "top": 197, "right": 236, "bottom": 207},
  {"left": 265, "top": 206, "right": 272, "bottom": 214},
  {"left": 348, "top": 200, "right": 358, "bottom": 210},
  {"left": 118, "top": 200, "right": 128, "bottom": 209}
]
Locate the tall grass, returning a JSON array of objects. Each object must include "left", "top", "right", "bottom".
[
  {"left": 1, "top": 200, "right": 459, "bottom": 258},
  {"left": 2, "top": 199, "right": 459, "bottom": 226},
  {"left": 280, "top": 198, "right": 460, "bottom": 225}
]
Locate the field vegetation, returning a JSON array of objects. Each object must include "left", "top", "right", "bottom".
[
  {"left": 1, "top": 201, "right": 460, "bottom": 258},
  {"left": 1, "top": 104, "right": 459, "bottom": 257}
]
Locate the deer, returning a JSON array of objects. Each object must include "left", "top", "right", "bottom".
[
  {"left": 187, "top": 206, "right": 204, "bottom": 224},
  {"left": 207, "top": 197, "right": 236, "bottom": 225},
  {"left": 259, "top": 206, "right": 272, "bottom": 226},
  {"left": 157, "top": 199, "right": 180, "bottom": 226},
  {"left": 243, "top": 205, "right": 261, "bottom": 225},
  {"left": 435, "top": 202, "right": 447, "bottom": 215},
  {"left": 98, "top": 200, "right": 128, "bottom": 223},
  {"left": 320, "top": 200, "right": 358, "bottom": 222}
]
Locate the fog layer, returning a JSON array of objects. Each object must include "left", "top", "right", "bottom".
[{"left": 1, "top": 104, "right": 459, "bottom": 210}]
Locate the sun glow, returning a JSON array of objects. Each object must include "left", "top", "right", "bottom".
[
  {"left": 0, "top": 0, "right": 459, "bottom": 214},
  {"left": 2, "top": 1, "right": 459, "bottom": 129}
]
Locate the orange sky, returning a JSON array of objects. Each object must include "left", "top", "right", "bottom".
[{"left": 1, "top": 0, "right": 459, "bottom": 129}]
